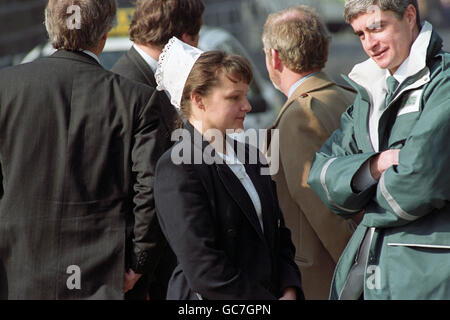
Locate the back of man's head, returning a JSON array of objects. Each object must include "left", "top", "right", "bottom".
[
  {"left": 45, "top": 0, "right": 117, "bottom": 51},
  {"left": 344, "top": 0, "right": 421, "bottom": 28},
  {"left": 262, "top": 5, "right": 331, "bottom": 74},
  {"left": 129, "top": 0, "right": 205, "bottom": 47}
]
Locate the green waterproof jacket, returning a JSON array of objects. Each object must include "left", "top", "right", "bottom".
[{"left": 308, "top": 23, "right": 450, "bottom": 299}]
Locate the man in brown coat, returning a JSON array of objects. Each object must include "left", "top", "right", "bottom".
[{"left": 262, "top": 5, "right": 358, "bottom": 299}]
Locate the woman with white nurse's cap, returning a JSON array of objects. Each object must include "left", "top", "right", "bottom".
[{"left": 153, "top": 37, "right": 304, "bottom": 300}]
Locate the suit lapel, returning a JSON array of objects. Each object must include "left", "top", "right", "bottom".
[
  {"left": 216, "top": 164, "right": 267, "bottom": 244},
  {"left": 184, "top": 122, "right": 270, "bottom": 245},
  {"left": 244, "top": 163, "right": 276, "bottom": 249}
]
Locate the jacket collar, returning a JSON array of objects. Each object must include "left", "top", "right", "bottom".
[
  {"left": 270, "top": 71, "right": 335, "bottom": 129},
  {"left": 50, "top": 49, "right": 102, "bottom": 67},
  {"left": 128, "top": 46, "right": 180, "bottom": 133},
  {"left": 127, "top": 46, "right": 158, "bottom": 88}
]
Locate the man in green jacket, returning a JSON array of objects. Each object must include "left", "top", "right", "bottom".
[{"left": 308, "top": 0, "right": 450, "bottom": 299}]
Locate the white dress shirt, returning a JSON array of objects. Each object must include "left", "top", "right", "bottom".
[
  {"left": 82, "top": 50, "right": 100, "bottom": 64},
  {"left": 133, "top": 43, "right": 158, "bottom": 73},
  {"left": 287, "top": 72, "right": 319, "bottom": 99}
]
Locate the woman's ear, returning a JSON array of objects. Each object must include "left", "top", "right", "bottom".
[{"left": 191, "top": 92, "right": 205, "bottom": 111}]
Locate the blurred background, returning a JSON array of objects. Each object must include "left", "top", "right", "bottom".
[{"left": 1, "top": 0, "right": 449, "bottom": 127}]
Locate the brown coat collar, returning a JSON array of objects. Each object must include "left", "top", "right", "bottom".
[{"left": 270, "top": 72, "right": 336, "bottom": 130}]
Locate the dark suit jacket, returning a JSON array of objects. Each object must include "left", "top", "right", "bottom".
[
  {"left": 112, "top": 46, "right": 180, "bottom": 151},
  {"left": 154, "top": 122, "right": 303, "bottom": 300},
  {"left": 111, "top": 46, "right": 179, "bottom": 299},
  {"left": 0, "top": 50, "right": 160, "bottom": 299}
]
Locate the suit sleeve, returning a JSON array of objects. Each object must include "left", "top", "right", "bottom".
[
  {"left": 278, "top": 102, "right": 355, "bottom": 263},
  {"left": 307, "top": 103, "right": 378, "bottom": 218},
  {"left": 365, "top": 72, "right": 450, "bottom": 228},
  {"left": 270, "top": 180, "right": 304, "bottom": 299},
  {"left": 0, "top": 161, "right": 3, "bottom": 198},
  {"left": 154, "top": 157, "right": 277, "bottom": 300},
  {"left": 129, "top": 89, "right": 166, "bottom": 274}
]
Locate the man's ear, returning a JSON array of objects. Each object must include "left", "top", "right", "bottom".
[
  {"left": 181, "top": 32, "right": 198, "bottom": 47},
  {"left": 270, "top": 48, "right": 282, "bottom": 72},
  {"left": 404, "top": 4, "right": 418, "bottom": 30}
]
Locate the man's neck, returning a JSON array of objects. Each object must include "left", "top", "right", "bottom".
[
  {"left": 135, "top": 43, "right": 164, "bottom": 61},
  {"left": 281, "top": 68, "right": 320, "bottom": 97}
]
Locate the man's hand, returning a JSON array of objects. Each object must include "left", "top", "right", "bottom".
[
  {"left": 124, "top": 269, "right": 143, "bottom": 293},
  {"left": 279, "top": 287, "right": 297, "bottom": 300},
  {"left": 370, "top": 149, "right": 400, "bottom": 181}
]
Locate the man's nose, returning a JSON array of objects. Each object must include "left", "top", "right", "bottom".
[{"left": 364, "top": 33, "right": 378, "bottom": 52}]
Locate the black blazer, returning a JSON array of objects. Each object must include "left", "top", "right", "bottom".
[
  {"left": 155, "top": 122, "right": 303, "bottom": 300},
  {"left": 0, "top": 50, "right": 160, "bottom": 299},
  {"left": 111, "top": 46, "right": 179, "bottom": 299}
]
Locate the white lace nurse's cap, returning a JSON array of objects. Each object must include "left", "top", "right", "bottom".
[{"left": 155, "top": 37, "right": 204, "bottom": 110}]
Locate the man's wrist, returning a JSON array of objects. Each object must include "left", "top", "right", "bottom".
[{"left": 369, "top": 154, "right": 382, "bottom": 181}]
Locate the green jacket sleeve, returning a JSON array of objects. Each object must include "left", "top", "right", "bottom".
[
  {"left": 365, "top": 72, "right": 450, "bottom": 228},
  {"left": 308, "top": 105, "right": 378, "bottom": 219}
]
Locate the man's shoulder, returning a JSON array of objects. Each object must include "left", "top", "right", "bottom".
[
  {"left": 432, "top": 50, "right": 450, "bottom": 76},
  {"left": 111, "top": 49, "right": 134, "bottom": 72},
  {"left": 110, "top": 70, "right": 155, "bottom": 99},
  {"left": 275, "top": 81, "right": 352, "bottom": 132},
  {"left": 309, "top": 81, "right": 355, "bottom": 101},
  {"left": 287, "top": 81, "right": 354, "bottom": 112},
  {"left": 112, "top": 48, "right": 154, "bottom": 87}
]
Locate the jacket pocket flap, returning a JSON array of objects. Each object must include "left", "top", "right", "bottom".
[{"left": 387, "top": 243, "right": 450, "bottom": 249}]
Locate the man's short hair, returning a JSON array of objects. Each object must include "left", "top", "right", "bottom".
[
  {"left": 129, "top": 0, "right": 205, "bottom": 47},
  {"left": 262, "top": 5, "right": 331, "bottom": 73},
  {"left": 45, "top": 0, "right": 117, "bottom": 51},
  {"left": 344, "top": 0, "right": 421, "bottom": 28}
]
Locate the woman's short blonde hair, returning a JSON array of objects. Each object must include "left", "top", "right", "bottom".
[
  {"left": 45, "top": 0, "right": 117, "bottom": 50},
  {"left": 262, "top": 5, "right": 331, "bottom": 73}
]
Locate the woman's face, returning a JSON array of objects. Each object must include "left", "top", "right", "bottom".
[{"left": 198, "top": 72, "right": 252, "bottom": 135}]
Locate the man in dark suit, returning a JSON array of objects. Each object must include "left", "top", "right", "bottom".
[
  {"left": 111, "top": 0, "right": 204, "bottom": 300},
  {"left": 0, "top": 0, "right": 162, "bottom": 299}
]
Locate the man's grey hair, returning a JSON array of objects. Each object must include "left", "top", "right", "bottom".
[
  {"left": 262, "top": 5, "right": 331, "bottom": 73},
  {"left": 344, "top": 0, "right": 421, "bottom": 27},
  {"left": 45, "top": 0, "right": 117, "bottom": 51}
]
